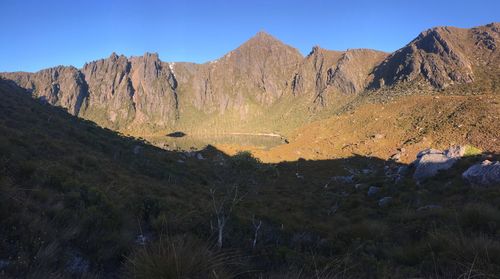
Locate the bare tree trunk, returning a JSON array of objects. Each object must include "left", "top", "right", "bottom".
[
  {"left": 252, "top": 217, "right": 262, "bottom": 249},
  {"left": 210, "top": 186, "right": 244, "bottom": 249},
  {"left": 217, "top": 216, "right": 225, "bottom": 249}
]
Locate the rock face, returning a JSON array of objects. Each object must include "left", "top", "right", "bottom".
[
  {"left": 370, "top": 23, "right": 499, "bottom": 89},
  {"left": 412, "top": 146, "right": 466, "bottom": 182},
  {"left": 462, "top": 160, "right": 500, "bottom": 186},
  {"left": 290, "top": 47, "right": 343, "bottom": 103},
  {"left": 196, "top": 32, "right": 304, "bottom": 110},
  {"left": 1, "top": 66, "right": 88, "bottom": 115},
  {"left": 291, "top": 47, "right": 387, "bottom": 105},
  {"left": 1, "top": 23, "right": 498, "bottom": 132},
  {"left": 81, "top": 52, "right": 179, "bottom": 129}
]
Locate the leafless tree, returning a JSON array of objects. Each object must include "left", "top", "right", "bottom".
[
  {"left": 251, "top": 216, "right": 262, "bottom": 249},
  {"left": 210, "top": 185, "right": 245, "bottom": 249}
]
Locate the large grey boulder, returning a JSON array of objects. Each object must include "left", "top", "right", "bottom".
[
  {"left": 412, "top": 146, "right": 466, "bottom": 182},
  {"left": 462, "top": 160, "right": 500, "bottom": 186}
]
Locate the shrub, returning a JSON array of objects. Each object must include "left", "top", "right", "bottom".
[
  {"left": 463, "top": 145, "right": 482, "bottom": 157},
  {"left": 230, "top": 151, "right": 261, "bottom": 170},
  {"left": 339, "top": 220, "right": 388, "bottom": 241},
  {"left": 459, "top": 203, "right": 500, "bottom": 234},
  {"left": 125, "top": 235, "right": 240, "bottom": 279}
]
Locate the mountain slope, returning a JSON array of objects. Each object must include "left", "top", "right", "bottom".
[
  {"left": 0, "top": 77, "right": 207, "bottom": 277},
  {"left": 218, "top": 94, "right": 499, "bottom": 163},
  {"left": 1, "top": 23, "right": 498, "bottom": 135},
  {"left": 195, "top": 31, "right": 304, "bottom": 108},
  {"left": 2, "top": 77, "right": 500, "bottom": 278},
  {"left": 370, "top": 23, "right": 500, "bottom": 90}
]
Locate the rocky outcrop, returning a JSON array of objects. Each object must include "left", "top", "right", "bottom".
[
  {"left": 290, "top": 47, "right": 344, "bottom": 104},
  {"left": 370, "top": 23, "right": 499, "bottom": 89},
  {"left": 80, "top": 53, "right": 135, "bottom": 126},
  {"left": 412, "top": 146, "right": 466, "bottom": 182},
  {"left": 2, "top": 52, "right": 180, "bottom": 131},
  {"left": 328, "top": 49, "right": 387, "bottom": 95},
  {"left": 291, "top": 47, "right": 386, "bottom": 105},
  {"left": 462, "top": 160, "right": 500, "bottom": 186},
  {"left": 81, "top": 52, "right": 179, "bottom": 129},
  {"left": 1, "top": 66, "right": 88, "bottom": 115}
]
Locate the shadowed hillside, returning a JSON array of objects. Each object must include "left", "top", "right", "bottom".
[{"left": 1, "top": 78, "right": 500, "bottom": 278}]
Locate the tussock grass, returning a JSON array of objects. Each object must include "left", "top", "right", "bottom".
[{"left": 125, "top": 235, "right": 244, "bottom": 279}]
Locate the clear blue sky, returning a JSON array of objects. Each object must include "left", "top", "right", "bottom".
[{"left": 0, "top": 0, "right": 498, "bottom": 72}]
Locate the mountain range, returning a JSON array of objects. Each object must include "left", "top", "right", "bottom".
[
  {"left": 1, "top": 22, "right": 500, "bottom": 278},
  {"left": 1, "top": 23, "right": 499, "bottom": 134}
]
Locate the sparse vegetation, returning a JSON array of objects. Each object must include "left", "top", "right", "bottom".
[
  {"left": 1, "top": 72, "right": 499, "bottom": 279},
  {"left": 464, "top": 145, "right": 483, "bottom": 157},
  {"left": 125, "top": 235, "right": 241, "bottom": 279}
]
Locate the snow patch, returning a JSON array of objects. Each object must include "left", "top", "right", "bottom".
[{"left": 168, "top": 62, "right": 175, "bottom": 75}]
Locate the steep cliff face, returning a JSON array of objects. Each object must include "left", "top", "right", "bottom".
[
  {"left": 291, "top": 47, "right": 387, "bottom": 105},
  {"left": 128, "top": 53, "right": 179, "bottom": 127},
  {"left": 1, "top": 66, "right": 88, "bottom": 115},
  {"left": 370, "top": 23, "right": 499, "bottom": 89},
  {"left": 80, "top": 52, "right": 179, "bottom": 130},
  {"left": 328, "top": 49, "right": 388, "bottom": 95},
  {"left": 290, "top": 47, "right": 344, "bottom": 104},
  {"left": 80, "top": 53, "right": 135, "bottom": 127}
]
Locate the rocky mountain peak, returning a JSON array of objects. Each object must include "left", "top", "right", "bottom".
[
  {"left": 142, "top": 52, "right": 160, "bottom": 60},
  {"left": 192, "top": 30, "right": 304, "bottom": 110},
  {"left": 368, "top": 23, "right": 495, "bottom": 90},
  {"left": 109, "top": 52, "right": 119, "bottom": 60},
  {"left": 238, "top": 31, "right": 298, "bottom": 54},
  {"left": 486, "top": 22, "right": 500, "bottom": 29},
  {"left": 307, "top": 46, "right": 329, "bottom": 57},
  {"left": 250, "top": 30, "right": 279, "bottom": 42}
]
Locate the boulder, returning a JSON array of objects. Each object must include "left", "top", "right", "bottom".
[
  {"left": 367, "top": 186, "right": 380, "bottom": 197},
  {"left": 390, "top": 153, "right": 401, "bottom": 161},
  {"left": 372, "top": 134, "right": 385, "bottom": 140},
  {"left": 378, "top": 197, "right": 393, "bottom": 207},
  {"left": 445, "top": 145, "right": 466, "bottom": 158},
  {"left": 413, "top": 146, "right": 466, "bottom": 182},
  {"left": 462, "top": 160, "right": 500, "bottom": 186},
  {"left": 196, "top": 153, "right": 205, "bottom": 160},
  {"left": 417, "top": 204, "right": 442, "bottom": 211},
  {"left": 415, "top": 148, "right": 443, "bottom": 160},
  {"left": 354, "top": 183, "right": 368, "bottom": 190}
]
